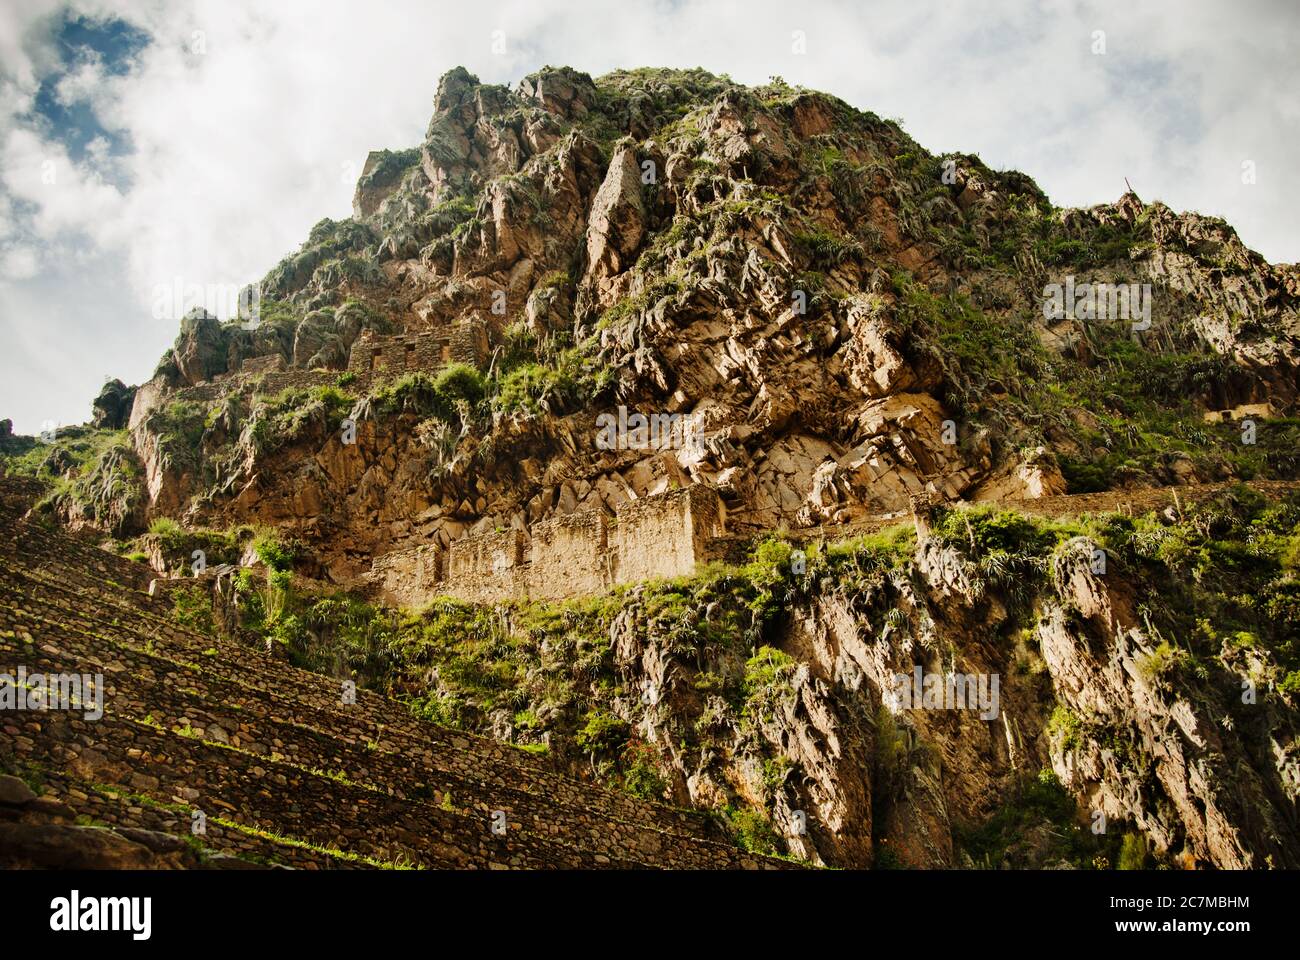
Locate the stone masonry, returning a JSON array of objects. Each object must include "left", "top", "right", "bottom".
[
  {"left": 347, "top": 329, "right": 449, "bottom": 374},
  {"left": 0, "top": 478, "right": 783, "bottom": 869},
  {"left": 372, "top": 484, "right": 727, "bottom": 606}
]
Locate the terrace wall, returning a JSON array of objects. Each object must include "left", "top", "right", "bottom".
[{"left": 384, "top": 485, "right": 726, "bottom": 605}]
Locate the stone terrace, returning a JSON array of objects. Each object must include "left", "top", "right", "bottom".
[{"left": 0, "top": 480, "right": 785, "bottom": 870}]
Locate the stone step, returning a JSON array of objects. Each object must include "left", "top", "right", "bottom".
[
  {"left": 6, "top": 634, "right": 754, "bottom": 868},
  {"left": 8, "top": 708, "right": 654, "bottom": 869},
  {"left": 0, "top": 561, "right": 725, "bottom": 839},
  {"left": 0, "top": 492, "right": 790, "bottom": 870},
  {"left": 23, "top": 768, "right": 380, "bottom": 869},
  {"left": 0, "top": 517, "right": 152, "bottom": 593},
  {"left": 0, "top": 578, "right": 723, "bottom": 845}
]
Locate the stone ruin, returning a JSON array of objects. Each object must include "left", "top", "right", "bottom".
[
  {"left": 371, "top": 484, "right": 727, "bottom": 607},
  {"left": 130, "top": 320, "right": 493, "bottom": 431},
  {"left": 348, "top": 329, "right": 448, "bottom": 374},
  {"left": 347, "top": 321, "right": 490, "bottom": 376},
  {"left": 239, "top": 353, "right": 287, "bottom": 375}
]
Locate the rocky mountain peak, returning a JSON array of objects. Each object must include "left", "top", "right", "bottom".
[{"left": 5, "top": 65, "right": 1298, "bottom": 872}]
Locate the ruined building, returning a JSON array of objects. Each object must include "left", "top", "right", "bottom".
[{"left": 370, "top": 484, "right": 727, "bottom": 606}]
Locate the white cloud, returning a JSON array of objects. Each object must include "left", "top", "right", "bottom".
[
  {"left": 0, "top": 0, "right": 1298, "bottom": 434},
  {"left": 0, "top": 245, "right": 39, "bottom": 280},
  {"left": 53, "top": 49, "right": 106, "bottom": 106}
]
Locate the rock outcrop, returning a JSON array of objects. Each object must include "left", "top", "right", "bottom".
[
  {"left": 91, "top": 379, "right": 137, "bottom": 430},
  {"left": 107, "top": 67, "right": 1297, "bottom": 585},
  {"left": 5, "top": 65, "right": 1299, "bottom": 872}
]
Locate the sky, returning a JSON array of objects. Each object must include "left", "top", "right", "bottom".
[{"left": 1, "top": 0, "right": 1297, "bottom": 434}]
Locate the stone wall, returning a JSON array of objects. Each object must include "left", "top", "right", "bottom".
[
  {"left": 240, "top": 354, "right": 286, "bottom": 375},
  {"left": 372, "top": 543, "right": 445, "bottom": 609},
  {"left": 389, "top": 485, "right": 726, "bottom": 604},
  {"left": 0, "top": 482, "right": 779, "bottom": 869},
  {"left": 611, "top": 484, "right": 725, "bottom": 586},
  {"left": 527, "top": 510, "right": 610, "bottom": 598},
  {"left": 131, "top": 317, "right": 488, "bottom": 430},
  {"left": 142, "top": 369, "right": 373, "bottom": 410},
  {"left": 446, "top": 528, "right": 528, "bottom": 602},
  {"left": 347, "top": 329, "right": 449, "bottom": 374},
  {"left": 450, "top": 318, "right": 490, "bottom": 367}
]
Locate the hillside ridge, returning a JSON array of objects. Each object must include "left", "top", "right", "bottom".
[{"left": 3, "top": 64, "right": 1299, "bottom": 870}]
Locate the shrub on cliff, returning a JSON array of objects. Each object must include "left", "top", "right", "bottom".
[
  {"left": 253, "top": 534, "right": 295, "bottom": 573},
  {"left": 141, "top": 400, "right": 206, "bottom": 475},
  {"left": 1118, "top": 833, "right": 1151, "bottom": 870},
  {"left": 720, "top": 804, "right": 781, "bottom": 857},
  {"left": 741, "top": 646, "right": 797, "bottom": 724},
  {"left": 27, "top": 431, "right": 146, "bottom": 536},
  {"left": 433, "top": 363, "right": 486, "bottom": 408},
  {"left": 619, "top": 741, "right": 668, "bottom": 801},
  {"left": 491, "top": 351, "right": 584, "bottom": 419},
  {"left": 243, "top": 384, "right": 356, "bottom": 454},
  {"left": 146, "top": 517, "right": 243, "bottom": 574},
  {"left": 171, "top": 584, "right": 215, "bottom": 636},
  {"left": 575, "top": 708, "right": 628, "bottom": 756},
  {"left": 933, "top": 506, "right": 1053, "bottom": 557},
  {"left": 953, "top": 768, "right": 1117, "bottom": 869}
]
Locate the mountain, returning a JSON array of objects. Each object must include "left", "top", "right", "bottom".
[{"left": 3, "top": 65, "right": 1298, "bottom": 869}]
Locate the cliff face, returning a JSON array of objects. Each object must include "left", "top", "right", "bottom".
[
  {"left": 112, "top": 65, "right": 1297, "bottom": 578},
  {"left": 144, "top": 480, "right": 1290, "bottom": 870},
  {"left": 5, "top": 66, "right": 1300, "bottom": 870}
]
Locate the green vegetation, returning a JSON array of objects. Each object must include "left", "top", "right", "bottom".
[
  {"left": 262, "top": 217, "right": 376, "bottom": 301},
  {"left": 619, "top": 740, "right": 668, "bottom": 801},
  {"left": 146, "top": 517, "right": 246, "bottom": 574},
  {"left": 145, "top": 400, "right": 207, "bottom": 473},
  {"left": 5, "top": 427, "right": 147, "bottom": 535},
  {"left": 248, "top": 383, "right": 356, "bottom": 454},
  {"left": 928, "top": 489, "right": 1300, "bottom": 695},
  {"left": 953, "top": 768, "right": 1123, "bottom": 869},
  {"left": 575, "top": 708, "right": 629, "bottom": 754},
  {"left": 892, "top": 270, "right": 1048, "bottom": 421},
  {"left": 252, "top": 532, "right": 296, "bottom": 572},
  {"left": 887, "top": 264, "right": 1299, "bottom": 492},
  {"left": 357, "top": 147, "right": 420, "bottom": 189},
  {"left": 793, "top": 227, "right": 863, "bottom": 269},
  {"left": 1100, "top": 488, "right": 1300, "bottom": 684},
  {"left": 721, "top": 804, "right": 782, "bottom": 857},
  {"left": 2, "top": 425, "right": 125, "bottom": 479},
  {"left": 171, "top": 584, "right": 215, "bottom": 636},
  {"left": 365, "top": 363, "right": 487, "bottom": 426},
  {"left": 492, "top": 351, "right": 584, "bottom": 418},
  {"left": 73, "top": 67, "right": 1294, "bottom": 868},
  {"left": 1118, "top": 832, "right": 1151, "bottom": 870},
  {"left": 741, "top": 646, "right": 797, "bottom": 723},
  {"left": 1048, "top": 705, "right": 1083, "bottom": 752}
]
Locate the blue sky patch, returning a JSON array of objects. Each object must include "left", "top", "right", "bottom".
[{"left": 27, "top": 13, "right": 150, "bottom": 168}]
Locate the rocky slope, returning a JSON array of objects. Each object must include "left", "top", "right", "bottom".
[
  {"left": 39, "top": 64, "right": 1292, "bottom": 567},
  {"left": 4, "top": 66, "right": 1299, "bottom": 869}
]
